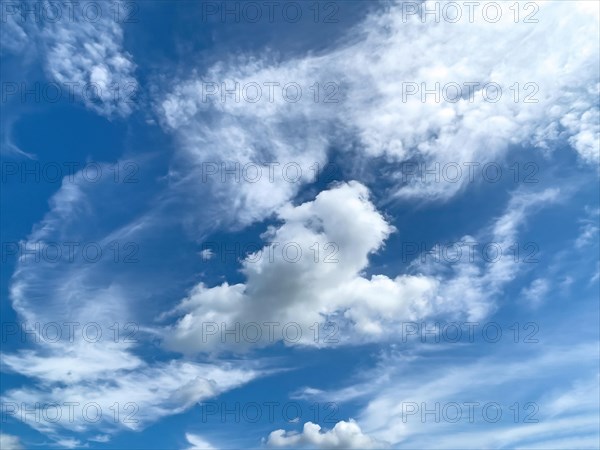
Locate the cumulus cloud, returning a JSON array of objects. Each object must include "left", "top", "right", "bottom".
[
  {"left": 163, "top": 182, "right": 558, "bottom": 353},
  {"left": 163, "top": 181, "right": 436, "bottom": 351},
  {"left": 266, "top": 420, "right": 388, "bottom": 450}
]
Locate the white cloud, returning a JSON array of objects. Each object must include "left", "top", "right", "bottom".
[
  {"left": 545, "top": 375, "right": 600, "bottom": 418},
  {"left": 410, "top": 415, "right": 600, "bottom": 450},
  {"left": 301, "top": 343, "right": 599, "bottom": 448},
  {"left": 3, "top": 2, "right": 596, "bottom": 448},
  {"left": 200, "top": 248, "right": 215, "bottom": 260},
  {"left": 53, "top": 438, "right": 85, "bottom": 449},
  {"left": 163, "top": 181, "right": 412, "bottom": 351},
  {"left": 41, "top": 3, "right": 137, "bottom": 117},
  {"left": 1, "top": 163, "right": 563, "bottom": 448},
  {"left": 0, "top": 434, "right": 24, "bottom": 450},
  {"left": 1, "top": 167, "right": 262, "bottom": 443},
  {"left": 576, "top": 222, "right": 599, "bottom": 249},
  {"left": 185, "top": 433, "right": 218, "bottom": 450},
  {"left": 521, "top": 278, "right": 550, "bottom": 308},
  {"left": 576, "top": 207, "right": 600, "bottom": 249},
  {"left": 1, "top": 1, "right": 137, "bottom": 118},
  {"left": 0, "top": 19, "right": 28, "bottom": 55},
  {"left": 517, "top": 435, "right": 600, "bottom": 450},
  {"left": 2, "top": 358, "right": 260, "bottom": 438},
  {"left": 90, "top": 434, "right": 110, "bottom": 443},
  {"left": 158, "top": 0, "right": 599, "bottom": 213},
  {"left": 164, "top": 183, "right": 558, "bottom": 353},
  {"left": 266, "top": 420, "right": 388, "bottom": 450}
]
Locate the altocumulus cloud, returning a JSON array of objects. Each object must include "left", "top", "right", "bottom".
[{"left": 159, "top": 0, "right": 598, "bottom": 213}]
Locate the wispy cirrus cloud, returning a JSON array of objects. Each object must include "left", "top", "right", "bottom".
[
  {"left": 1, "top": 165, "right": 264, "bottom": 446},
  {"left": 293, "top": 343, "right": 599, "bottom": 449}
]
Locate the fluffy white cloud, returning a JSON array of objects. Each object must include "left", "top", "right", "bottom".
[
  {"left": 162, "top": 181, "right": 409, "bottom": 351},
  {"left": 164, "top": 182, "right": 558, "bottom": 353},
  {"left": 266, "top": 420, "right": 388, "bottom": 450}
]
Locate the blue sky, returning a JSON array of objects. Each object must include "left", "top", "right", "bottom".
[{"left": 1, "top": 1, "right": 599, "bottom": 449}]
